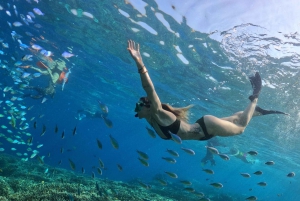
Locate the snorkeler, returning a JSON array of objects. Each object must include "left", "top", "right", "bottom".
[
  {"left": 201, "top": 139, "right": 259, "bottom": 166},
  {"left": 23, "top": 80, "right": 55, "bottom": 99},
  {"left": 76, "top": 101, "right": 112, "bottom": 128},
  {"left": 76, "top": 110, "right": 105, "bottom": 120},
  {"left": 30, "top": 59, "right": 69, "bottom": 84},
  {"left": 201, "top": 138, "right": 226, "bottom": 166},
  {"left": 127, "top": 40, "right": 288, "bottom": 141},
  {"left": 226, "top": 147, "right": 257, "bottom": 164}
]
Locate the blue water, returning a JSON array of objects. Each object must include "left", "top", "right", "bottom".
[{"left": 0, "top": 0, "right": 300, "bottom": 200}]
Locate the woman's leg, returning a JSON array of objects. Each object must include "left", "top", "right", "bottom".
[
  {"left": 204, "top": 72, "right": 262, "bottom": 137},
  {"left": 204, "top": 98, "right": 258, "bottom": 137}
]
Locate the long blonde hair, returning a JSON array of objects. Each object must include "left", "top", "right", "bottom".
[{"left": 162, "top": 103, "right": 193, "bottom": 122}]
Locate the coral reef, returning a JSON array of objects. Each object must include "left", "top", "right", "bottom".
[
  {"left": 0, "top": 153, "right": 178, "bottom": 201},
  {"left": 0, "top": 153, "right": 241, "bottom": 201}
]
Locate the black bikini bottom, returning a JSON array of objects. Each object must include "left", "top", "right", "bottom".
[{"left": 195, "top": 117, "right": 214, "bottom": 141}]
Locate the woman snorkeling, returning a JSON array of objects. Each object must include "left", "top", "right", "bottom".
[{"left": 127, "top": 40, "right": 288, "bottom": 141}]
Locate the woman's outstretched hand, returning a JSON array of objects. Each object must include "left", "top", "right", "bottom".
[{"left": 127, "top": 40, "right": 143, "bottom": 66}]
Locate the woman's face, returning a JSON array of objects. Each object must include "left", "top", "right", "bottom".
[{"left": 135, "top": 101, "right": 150, "bottom": 118}]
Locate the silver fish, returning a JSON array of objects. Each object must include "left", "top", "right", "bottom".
[
  {"left": 205, "top": 146, "right": 219, "bottom": 154},
  {"left": 218, "top": 153, "right": 230, "bottom": 160},
  {"left": 240, "top": 173, "right": 251, "bottom": 178},
  {"left": 287, "top": 172, "right": 295, "bottom": 177},
  {"left": 181, "top": 147, "right": 195, "bottom": 155}
]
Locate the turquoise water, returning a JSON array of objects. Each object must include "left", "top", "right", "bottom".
[{"left": 0, "top": 0, "right": 299, "bottom": 200}]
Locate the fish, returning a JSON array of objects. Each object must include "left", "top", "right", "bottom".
[
  {"left": 171, "top": 133, "right": 182, "bottom": 144},
  {"left": 40, "top": 50, "right": 52, "bottom": 57},
  {"left": 21, "top": 55, "right": 33, "bottom": 61},
  {"left": 162, "top": 157, "right": 176, "bottom": 164},
  {"left": 33, "top": 73, "right": 41, "bottom": 78},
  {"left": 13, "top": 5, "right": 18, "bottom": 16},
  {"left": 98, "top": 159, "right": 104, "bottom": 169},
  {"left": 60, "top": 147, "right": 64, "bottom": 153},
  {"left": 36, "top": 155, "right": 44, "bottom": 164},
  {"left": 98, "top": 100, "right": 108, "bottom": 113},
  {"left": 96, "top": 139, "right": 102, "bottom": 149},
  {"left": 28, "top": 105, "right": 34, "bottom": 110},
  {"left": 117, "top": 164, "right": 123, "bottom": 171},
  {"left": 41, "top": 97, "right": 47, "bottom": 103},
  {"left": 138, "top": 157, "right": 149, "bottom": 167},
  {"left": 203, "top": 169, "right": 214, "bottom": 174},
  {"left": 247, "top": 150, "right": 258, "bottom": 156},
  {"left": 97, "top": 167, "right": 102, "bottom": 175},
  {"left": 205, "top": 146, "right": 219, "bottom": 154},
  {"left": 194, "top": 192, "right": 205, "bottom": 198},
  {"left": 165, "top": 171, "right": 178, "bottom": 179},
  {"left": 181, "top": 147, "right": 195, "bottom": 155},
  {"left": 166, "top": 149, "right": 179, "bottom": 157},
  {"left": 37, "top": 144, "right": 43, "bottom": 148},
  {"left": 180, "top": 180, "right": 192, "bottom": 185},
  {"left": 102, "top": 116, "right": 113, "bottom": 128},
  {"left": 33, "top": 24, "right": 42, "bottom": 28},
  {"left": 138, "top": 181, "right": 151, "bottom": 189},
  {"left": 210, "top": 182, "right": 223, "bottom": 188},
  {"left": 137, "top": 150, "right": 149, "bottom": 160},
  {"left": 81, "top": 167, "right": 85, "bottom": 174},
  {"left": 156, "top": 178, "right": 167, "bottom": 185},
  {"left": 31, "top": 44, "right": 43, "bottom": 50},
  {"left": 92, "top": 172, "right": 95, "bottom": 179},
  {"left": 287, "top": 172, "right": 295, "bottom": 177},
  {"left": 28, "top": 12, "right": 35, "bottom": 18},
  {"left": 109, "top": 134, "right": 119, "bottom": 149},
  {"left": 13, "top": 22, "right": 23, "bottom": 27},
  {"left": 253, "top": 171, "right": 263, "bottom": 175},
  {"left": 33, "top": 8, "right": 44, "bottom": 15},
  {"left": 10, "top": 114, "right": 16, "bottom": 128},
  {"left": 41, "top": 125, "right": 46, "bottom": 136},
  {"left": 240, "top": 173, "right": 251, "bottom": 178},
  {"left": 146, "top": 127, "right": 156, "bottom": 138},
  {"left": 246, "top": 196, "right": 257, "bottom": 201},
  {"left": 218, "top": 153, "right": 230, "bottom": 160},
  {"left": 68, "top": 158, "right": 76, "bottom": 170},
  {"left": 72, "top": 126, "right": 77, "bottom": 135},
  {"left": 33, "top": 121, "right": 37, "bottom": 129},
  {"left": 58, "top": 160, "right": 62, "bottom": 165},
  {"left": 26, "top": 15, "right": 34, "bottom": 23},
  {"left": 265, "top": 161, "right": 275, "bottom": 165},
  {"left": 27, "top": 136, "right": 33, "bottom": 145},
  {"left": 61, "top": 130, "right": 65, "bottom": 139},
  {"left": 62, "top": 51, "right": 75, "bottom": 59},
  {"left": 55, "top": 124, "right": 58, "bottom": 133},
  {"left": 257, "top": 182, "right": 267, "bottom": 186},
  {"left": 82, "top": 11, "right": 94, "bottom": 19},
  {"left": 184, "top": 187, "right": 195, "bottom": 193}
]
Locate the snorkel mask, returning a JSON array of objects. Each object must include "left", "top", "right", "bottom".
[{"left": 134, "top": 97, "right": 150, "bottom": 117}]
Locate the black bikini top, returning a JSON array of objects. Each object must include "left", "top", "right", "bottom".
[{"left": 157, "top": 119, "right": 181, "bottom": 140}]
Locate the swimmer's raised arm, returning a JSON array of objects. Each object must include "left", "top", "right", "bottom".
[{"left": 127, "top": 40, "right": 162, "bottom": 111}]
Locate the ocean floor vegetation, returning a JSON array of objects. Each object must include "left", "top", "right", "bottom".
[{"left": 0, "top": 153, "right": 241, "bottom": 201}]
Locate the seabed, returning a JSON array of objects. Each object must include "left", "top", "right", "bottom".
[{"left": 0, "top": 153, "right": 238, "bottom": 201}]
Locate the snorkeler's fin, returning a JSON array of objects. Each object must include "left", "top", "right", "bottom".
[
  {"left": 249, "top": 72, "right": 262, "bottom": 101},
  {"left": 255, "top": 106, "right": 289, "bottom": 116}
]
